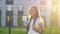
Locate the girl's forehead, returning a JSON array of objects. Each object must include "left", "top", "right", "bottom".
[
  {"left": 30, "top": 8, "right": 34, "bottom": 10},
  {"left": 30, "top": 7, "right": 37, "bottom": 10},
  {"left": 31, "top": 6, "right": 37, "bottom": 8}
]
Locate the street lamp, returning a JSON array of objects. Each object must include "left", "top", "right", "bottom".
[
  {"left": 7, "top": 5, "right": 12, "bottom": 34},
  {"left": 8, "top": 16, "right": 9, "bottom": 22}
]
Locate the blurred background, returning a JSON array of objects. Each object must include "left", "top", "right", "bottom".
[{"left": 0, "top": 0, "right": 60, "bottom": 34}]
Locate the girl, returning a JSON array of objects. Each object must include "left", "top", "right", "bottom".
[{"left": 27, "top": 5, "right": 44, "bottom": 34}]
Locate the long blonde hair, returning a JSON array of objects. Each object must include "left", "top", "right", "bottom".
[{"left": 27, "top": 5, "right": 41, "bottom": 20}]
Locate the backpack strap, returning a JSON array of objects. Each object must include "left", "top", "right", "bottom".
[
  {"left": 26, "top": 19, "right": 31, "bottom": 34},
  {"left": 27, "top": 18, "right": 37, "bottom": 30},
  {"left": 27, "top": 19, "right": 31, "bottom": 31},
  {"left": 28, "top": 19, "right": 31, "bottom": 25},
  {"left": 27, "top": 18, "right": 37, "bottom": 34},
  {"left": 33, "top": 18, "right": 37, "bottom": 25}
]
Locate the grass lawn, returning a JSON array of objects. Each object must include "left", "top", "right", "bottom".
[
  {"left": 0, "top": 27, "right": 27, "bottom": 34},
  {"left": 0, "top": 27, "right": 60, "bottom": 34}
]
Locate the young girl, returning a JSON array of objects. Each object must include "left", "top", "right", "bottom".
[{"left": 27, "top": 5, "right": 44, "bottom": 34}]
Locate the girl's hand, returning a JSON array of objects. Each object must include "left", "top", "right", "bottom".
[
  {"left": 32, "top": 25, "right": 36, "bottom": 30},
  {"left": 32, "top": 25, "right": 41, "bottom": 33},
  {"left": 32, "top": 23, "right": 44, "bottom": 33}
]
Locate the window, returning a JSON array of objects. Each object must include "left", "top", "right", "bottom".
[
  {"left": 0, "top": 7, "right": 1, "bottom": 27},
  {"left": 40, "top": 0, "right": 46, "bottom": 12},
  {"left": 52, "top": 0, "right": 58, "bottom": 6},
  {"left": 41, "top": 0, "right": 46, "bottom": 5},
  {"left": 18, "top": 6, "right": 23, "bottom": 16},
  {"left": 18, "top": 6, "right": 24, "bottom": 28},
  {"left": 6, "top": 6, "right": 13, "bottom": 16},
  {"left": 50, "top": 6, "right": 58, "bottom": 26},
  {"left": 52, "top": 6, "right": 58, "bottom": 12},
  {"left": 50, "top": 15, "right": 58, "bottom": 26},
  {"left": 6, "top": 0, "right": 13, "bottom": 5},
  {"left": 0, "top": 7, "right": 1, "bottom": 16},
  {"left": 40, "top": 5, "right": 46, "bottom": 12},
  {"left": 51, "top": 0, "right": 58, "bottom": 26},
  {"left": 6, "top": 6, "right": 13, "bottom": 27}
]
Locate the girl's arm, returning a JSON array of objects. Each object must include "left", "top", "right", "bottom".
[{"left": 32, "top": 22, "right": 44, "bottom": 33}]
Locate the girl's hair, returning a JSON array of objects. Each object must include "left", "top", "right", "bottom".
[{"left": 27, "top": 5, "right": 41, "bottom": 19}]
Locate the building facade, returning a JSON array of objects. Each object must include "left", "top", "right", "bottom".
[{"left": 0, "top": 0, "right": 60, "bottom": 27}]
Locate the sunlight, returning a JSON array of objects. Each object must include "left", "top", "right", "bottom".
[
  {"left": 51, "top": 0, "right": 58, "bottom": 12},
  {"left": 28, "top": 15, "right": 31, "bottom": 19},
  {"left": 52, "top": 6, "right": 58, "bottom": 12}
]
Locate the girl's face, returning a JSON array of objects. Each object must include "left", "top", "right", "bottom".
[{"left": 29, "top": 7, "right": 36, "bottom": 17}]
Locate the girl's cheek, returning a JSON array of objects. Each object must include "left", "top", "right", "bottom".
[{"left": 33, "top": 12, "right": 35, "bottom": 15}]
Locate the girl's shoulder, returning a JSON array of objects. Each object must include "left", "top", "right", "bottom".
[{"left": 36, "top": 17, "right": 44, "bottom": 24}]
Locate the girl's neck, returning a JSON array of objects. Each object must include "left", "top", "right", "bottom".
[{"left": 31, "top": 16, "right": 39, "bottom": 19}]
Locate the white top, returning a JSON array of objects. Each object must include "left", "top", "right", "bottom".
[{"left": 28, "top": 18, "right": 44, "bottom": 34}]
